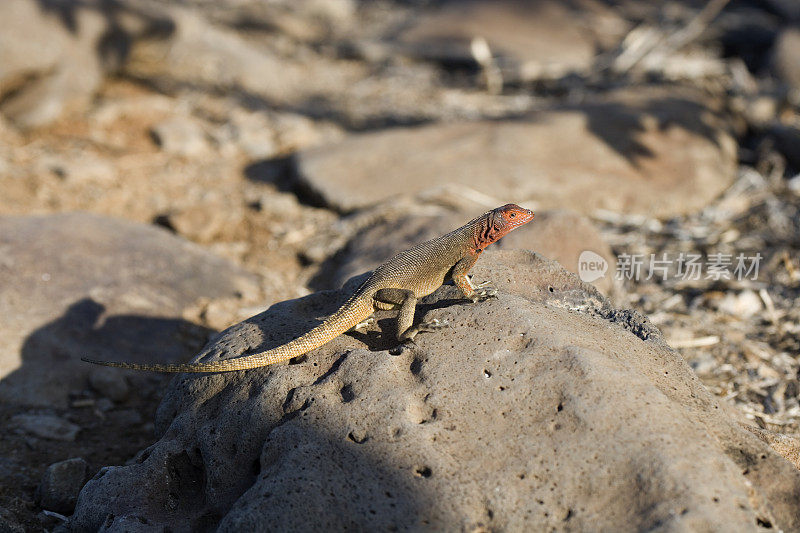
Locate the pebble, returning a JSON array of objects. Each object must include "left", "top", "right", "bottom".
[
  {"left": 36, "top": 458, "right": 89, "bottom": 515},
  {"left": 150, "top": 116, "right": 211, "bottom": 157},
  {"left": 10, "top": 414, "right": 80, "bottom": 442},
  {"left": 717, "top": 290, "right": 763, "bottom": 318}
]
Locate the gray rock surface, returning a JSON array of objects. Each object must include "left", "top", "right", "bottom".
[
  {"left": 396, "top": 0, "right": 627, "bottom": 80},
  {"left": 0, "top": 0, "right": 104, "bottom": 128},
  {"left": 10, "top": 414, "right": 80, "bottom": 442},
  {"left": 0, "top": 213, "right": 257, "bottom": 407},
  {"left": 296, "top": 88, "right": 737, "bottom": 217},
  {"left": 312, "top": 207, "right": 617, "bottom": 296},
  {"left": 69, "top": 251, "right": 800, "bottom": 531},
  {"left": 123, "top": 7, "right": 363, "bottom": 109},
  {"left": 36, "top": 458, "right": 89, "bottom": 514},
  {"left": 150, "top": 116, "right": 211, "bottom": 158}
]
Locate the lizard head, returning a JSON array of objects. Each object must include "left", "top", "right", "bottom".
[{"left": 474, "top": 204, "right": 534, "bottom": 251}]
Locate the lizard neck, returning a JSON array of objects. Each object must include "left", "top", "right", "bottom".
[{"left": 470, "top": 211, "right": 504, "bottom": 252}]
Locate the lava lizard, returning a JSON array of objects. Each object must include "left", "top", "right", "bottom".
[{"left": 82, "top": 204, "right": 534, "bottom": 372}]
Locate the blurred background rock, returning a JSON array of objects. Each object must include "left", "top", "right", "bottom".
[{"left": 1, "top": 0, "right": 799, "bottom": 530}]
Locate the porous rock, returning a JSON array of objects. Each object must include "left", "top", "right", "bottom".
[
  {"left": 296, "top": 87, "right": 737, "bottom": 217},
  {"left": 37, "top": 458, "right": 89, "bottom": 515},
  {"left": 313, "top": 207, "right": 617, "bottom": 295},
  {"left": 0, "top": 213, "right": 257, "bottom": 407},
  {"left": 70, "top": 251, "right": 800, "bottom": 531}
]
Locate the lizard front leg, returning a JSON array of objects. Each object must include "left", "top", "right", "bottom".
[{"left": 451, "top": 252, "right": 497, "bottom": 302}]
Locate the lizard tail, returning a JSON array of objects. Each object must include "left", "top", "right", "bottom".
[{"left": 81, "top": 295, "right": 375, "bottom": 373}]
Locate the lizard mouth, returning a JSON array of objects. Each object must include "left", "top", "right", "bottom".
[{"left": 510, "top": 210, "right": 534, "bottom": 228}]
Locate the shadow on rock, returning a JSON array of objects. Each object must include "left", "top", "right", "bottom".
[
  {"left": 1, "top": 297, "right": 212, "bottom": 407},
  {"left": 34, "top": 0, "right": 175, "bottom": 71},
  {"left": 558, "top": 94, "right": 725, "bottom": 168}
]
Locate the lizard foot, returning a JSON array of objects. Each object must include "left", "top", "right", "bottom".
[
  {"left": 471, "top": 281, "right": 498, "bottom": 302},
  {"left": 353, "top": 317, "right": 375, "bottom": 331},
  {"left": 389, "top": 340, "right": 415, "bottom": 356},
  {"left": 401, "top": 318, "right": 450, "bottom": 342},
  {"left": 416, "top": 318, "right": 449, "bottom": 333}
]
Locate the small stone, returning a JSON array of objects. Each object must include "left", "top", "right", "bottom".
[
  {"left": 89, "top": 367, "right": 130, "bottom": 403},
  {"left": 36, "top": 458, "right": 89, "bottom": 515},
  {"left": 688, "top": 353, "right": 718, "bottom": 377},
  {"left": 744, "top": 96, "right": 777, "bottom": 129},
  {"left": 11, "top": 414, "right": 80, "bottom": 442},
  {"left": 95, "top": 398, "right": 115, "bottom": 413},
  {"left": 717, "top": 290, "right": 762, "bottom": 318},
  {"left": 150, "top": 116, "right": 211, "bottom": 157},
  {"left": 772, "top": 28, "right": 800, "bottom": 92},
  {"left": 226, "top": 109, "right": 278, "bottom": 160}
]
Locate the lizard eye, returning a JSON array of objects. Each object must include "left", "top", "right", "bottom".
[{"left": 509, "top": 212, "right": 516, "bottom": 218}]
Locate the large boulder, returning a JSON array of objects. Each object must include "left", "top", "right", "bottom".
[
  {"left": 122, "top": 7, "right": 364, "bottom": 109},
  {"left": 295, "top": 88, "right": 737, "bottom": 217},
  {"left": 69, "top": 251, "right": 800, "bottom": 531},
  {"left": 0, "top": 212, "right": 257, "bottom": 407}
]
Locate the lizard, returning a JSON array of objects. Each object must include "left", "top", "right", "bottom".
[{"left": 82, "top": 203, "right": 534, "bottom": 373}]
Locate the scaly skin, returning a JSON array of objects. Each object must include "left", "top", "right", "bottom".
[{"left": 82, "top": 204, "right": 534, "bottom": 372}]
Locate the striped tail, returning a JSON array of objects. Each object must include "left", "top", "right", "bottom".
[{"left": 81, "top": 295, "right": 374, "bottom": 373}]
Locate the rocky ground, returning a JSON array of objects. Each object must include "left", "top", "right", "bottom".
[{"left": 1, "top": 0, "right": 799, "bottom": 531}]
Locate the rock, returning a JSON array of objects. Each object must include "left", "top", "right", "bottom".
[
  {"left": 764, "top": 0, "right": 800, "bottom": 22},
  {"left": 0, "top": 507, "right": 24, "bottom": 533},
  {"left": 717, "top": 290, "right": 763, "bottom": 318},
  {"left": 150, "top": 116, "right": 211, "bottom": 157},
  {"left": 743, "top": 96, "right": 778, "bottom": 129},
  {"left": 69, "top": 251, "right": 800, "bottom": 531},
  {"left": 744, "top": 425, "right": 800, "bottom": 470},
  {"left": 10, "top": 414, "right": 80, "bottom": 442},
  {"left": 0, "top": 213, "right": 258, "bottom": 407},
  {"left": 772, "top": 27, "right": 800, "bottom": 92},
  {"left": 219, "top": 109, "right": 278, "bottom": 160},
  {"left": 0, "top": 0, "right": 105, "bottom": 128},
  {"left": 296, "top": 87, "right": 737, "bottom": 217},
  {"left": 88, "top": 368, "right": 130, "bottom": 403},
  {"left": 715, "top": 7, "right": 780, "bottom": 74},
  {"left": 124, "top": 8, "right": 363, "bottom": 109},
  {"left": 395, "top": 0, "right": 628, "bottom": 80},
  {"left": 767, "top": 123, "right": 800, "bottom": 170},
  {"left": 95, "top": 398, "right": 114, "bottom": 413},
  {"left": 313, "top": 207, "right": 616, "bottom": 295},
  {"left": 36, "top": 458, "right": 89, "bottom": 515}
]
